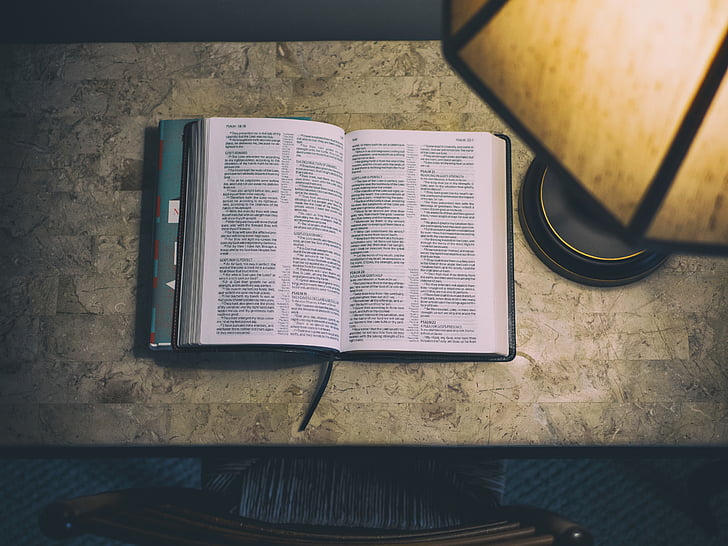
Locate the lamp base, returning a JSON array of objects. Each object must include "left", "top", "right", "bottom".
[{"left": 518, "top": 159, "right": 668, "bottom": 286}]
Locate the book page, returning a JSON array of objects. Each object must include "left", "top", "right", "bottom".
[
  {"left": 197, "top": 118, "right": 346, "bottom": 349},
  {"left": 341, "top": 130, "right": 509, "bottom": 355}
]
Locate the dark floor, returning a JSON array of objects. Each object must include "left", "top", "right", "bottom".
[{"left": 2, "top": 456, "right": 727, "bottom": 545}]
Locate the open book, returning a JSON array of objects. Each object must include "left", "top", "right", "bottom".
[{"left": 173, "top": 117, "right": 514, "bottom": 360}]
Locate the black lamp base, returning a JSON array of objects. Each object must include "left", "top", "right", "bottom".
[{"left": 518, "top": 159, "right": 668, "bottom": 286}]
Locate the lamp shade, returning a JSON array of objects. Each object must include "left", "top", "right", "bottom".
[{"left": 443, "top": 0, "right": 728, "bottom": 252}]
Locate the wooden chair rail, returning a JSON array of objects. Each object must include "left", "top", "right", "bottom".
[{"left": 39, "top": 488, "right": 592, "bottom": 546}]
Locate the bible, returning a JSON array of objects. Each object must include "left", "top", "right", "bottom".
[{"left": 173, "top": 117, "right": 515, "bottom": 360}]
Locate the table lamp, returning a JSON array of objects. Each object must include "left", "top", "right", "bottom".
[{"left": 442, "top": 0, "right": 728, "bottom": 286}]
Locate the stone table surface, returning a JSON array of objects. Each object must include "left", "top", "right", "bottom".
[{"left": 1, "top": 41, "right": 727, "bottom": 449}]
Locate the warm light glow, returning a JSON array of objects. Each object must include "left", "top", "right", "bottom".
[
  {"left": 648, "top": 76, "right": 728, "bottom": 244},
  {"left": 448, "top": 0, "right": 728, "bottom": 248}
]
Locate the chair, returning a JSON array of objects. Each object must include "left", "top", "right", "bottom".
[{"left": 39, "top": 456, "right": 593, "bottom": 545}]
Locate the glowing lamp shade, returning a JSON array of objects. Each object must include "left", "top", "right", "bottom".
[{"left": 443, "top": 0, "right": 728, "bottom": 252}]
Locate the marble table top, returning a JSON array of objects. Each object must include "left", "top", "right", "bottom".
[{"left": 1, "top": 41, "right": 727, "bottom": 449}]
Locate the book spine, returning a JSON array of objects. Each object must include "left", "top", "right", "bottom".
[{"left": 149, "top": 119, "right": 197, "bottom": 349}]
